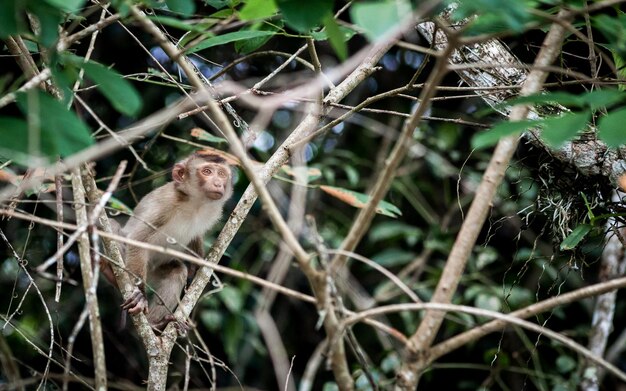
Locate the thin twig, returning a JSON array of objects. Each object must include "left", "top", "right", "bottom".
[
  {"left": 67, "top": 6, "right": 108, "bottom": 108},
  {"left": 0, "top": 229, "right": 55, "bottom": 389},
  {"left": 54, "top": 168, "right": 64, "bottom": 302},
  {"left": 67, "top": 168, "right": 108, "bottom": 391},
  {"left": 581, "top": 191, "right": 626, "bottom": 391},
  {"left": 329, "top": 23, "right": 455, "bottom": 273},
  {"left": 299, "top": 341, "right": 327, "bottom": 391},
  {"left": 36, "top": 162, "right": 127, "bottom": 273},
  {"left": 337, "top": 303, "right": 626, "bottom": 383}
]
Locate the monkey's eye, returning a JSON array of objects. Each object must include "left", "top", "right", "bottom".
[
  {"left": 218, "top": 170, "right": 227, "bottom": 178},
  {"left": 202, "top": 167, "right": 212, "bottom": 175}
]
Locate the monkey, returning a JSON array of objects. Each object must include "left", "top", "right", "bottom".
[{"left": 107, "top": 152, "right": 233, "bottom": 330}]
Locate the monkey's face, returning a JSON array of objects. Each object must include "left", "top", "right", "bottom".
[{"left": 195, "top": 162, "right": 231, "bottom": 200}]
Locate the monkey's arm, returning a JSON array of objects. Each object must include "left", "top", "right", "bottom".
[
  {"left": 121, "top": 245, "right": 149, "bottom": 314},
  {"left": 100, "top": 218, "right": 124, "bottom": 288},
  {"left": 186, "top": 236, "right": 203, "bottom": 285}
]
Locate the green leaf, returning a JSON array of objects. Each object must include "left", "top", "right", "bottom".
[
  {"left": 280, "top": 165, "right": 322, "bottom": 182},
  {"left": 351, "top": 0, "right": 412, "bottom": 41},
  {"left": 43, "top": 0, "right": 87, "bottom": 13},
  {"left": 234, "top": 22, "right": 281, "bottom": 54},
  {"left": 211, "top": 8, "right": 235, "bottom": 18},
  {"left": 483, "top": 348, "right": 510, "bottom": 367},
  {"left": 504, "top": 92, "right": 582, "bottom": 108},
  {"left": 149, "top": 15, "right": 204, "bottom": 31},
  {"left": 454, "top": 0, "right": 532, "bottom": 34},
  {"left": 503, "top": 286, "right": 532, "bottom": 308},
  {"left": 0, "top": 117, "right": 30, "bottom": 165},
  {"left": 343, "top": 165, "right": 359, "bottom": 186},
  {"left": 239, "top": 0, "right": 277, "bottom": 20},
  {"left": 369, "top": 222, "right": 422, "bottom": 244},
  {"left": 0, "top": 74, "right": 11, "bottom": 95},
  {"left": 464, "top": 285, "right": 484, "bottom": 301},
  {"left": 475, "top": 293, "right": 501, "bottom": 312},
  {"left": 218, "top": 285, "right": 244, "bottom": 313},
  {"left": 598, "top": 108, "right": 626, "bottom": 148},
  {"left": 109, "top": 0, "right": 131, "bottom": 17},
  {"left": 21, "top": 39, "right": 39, "bottom": 53},
  {"left": 372, "top": 248, "right": 416, "bottom": 267},
  {"left": 29, "top": 1, "right": 62, "bottom": 47},
  {"left": 471, "top": 120, "right": 535, "bottom": 149},
  {"left": 178, "top": 27, "right": 215, "bottom": 48},
  {"left": 204, "top": 0, "right": 233, "bottom": 9},
  {"left": 582, "top": 90, "right": 626, "bottom": 110},
  {"left": 310, "top": 24, "right": 357, "bottom": 42},
  {"left": 188, "top": 30, "right": 276, "bottom": 53},
  {"left": 11, "top": 91, "right": 93, "bottom": 162},
  {"left": 612, "top": 50, "right": 626, "bottom": 92},
  {"left": 320, "top": 185, "right": 402, "bottom": 218},
  {"left": 475, "top": 247, "right": 498, "bottom": 270},
  {"left": 556, "top": 355, "right": 577, "bottom": 373},
  {"left": 381, "top": 353, "right": 401, "bottom": 373},
  {"left": 81, "top": 61, "right": 142, "bottom": 116},
  {"left": 107, "top": 196, "right": 133, "bottom": 214},
  {"left": 0, "top": 0, "right": 24, "bottom": 38},
  {"left": 463, "top": 13, "right": 516, "bottom": 36},
  {"left": 504, "top": 90, "right": 625, "bottom": 111},
  {"left": 594, "top": 13, "right": 626, "bottom": 60},
  {"left": 50, "top": 65, "right": 79, "bottom": 107},
  {"left": 200, "top": 309, "right": 223, "bottom": 330},
  {"left": 539, "top": 111, "right": 589, "bottom": 148},
  {"left": 223, "top": 314, "right": 244, "bottom": 361},
  {"left": 323, "top": 14, "right": 347, "bottom": 60},
  {"left": 276, "top": 0, "right": 333, "bottom": 32},
  {"left": 165, "top": 0, "right": 195, "bottom": 15},
  {"left": 560, "top": 224, "right": 592, "bottom": 251},
  {"left": 322, "top": 383, "right": 339, "bottom": 391},
  {"left": 190, "top": 127, "right": 227, "bottom": 143}
]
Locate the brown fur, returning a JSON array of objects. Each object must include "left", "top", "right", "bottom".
[
  {"left": 110, "top": 152, "right": 234, "bottom": 331},
  {"left": 194, "top": 152, "right": 226, "bottom": 164}
]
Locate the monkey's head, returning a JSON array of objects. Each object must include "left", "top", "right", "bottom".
[{"left": 172, "top": 152, "right": 233, "bottom": 202}]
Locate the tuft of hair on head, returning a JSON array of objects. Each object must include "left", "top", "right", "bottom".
[{"left": 194, "top": 150, "right": 227, "bottom": 164}]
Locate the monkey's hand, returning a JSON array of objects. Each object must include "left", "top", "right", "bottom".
[{"left": 121, "top": 287, "right": 148, "bottom": 315}]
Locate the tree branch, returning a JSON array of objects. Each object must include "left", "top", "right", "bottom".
[
  {"left": 69, "top": 169, "right": 107, "bottom": 391},
  {"left": 395, "top": 8, "right": 572, "bottom": 389}
]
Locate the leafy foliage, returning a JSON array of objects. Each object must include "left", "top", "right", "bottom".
[
  {"left": 473, "top": 90, "right": 626, "bottom": 148},
  {"left": 350, "top": 0, "right": 412, "bottom": 41},
  {"left": 598, "top": 107, "right": 626, "bottom": 148},
  {"left": 539, "top": 112, "right": 590, "bottom": 148},
  {"left": 80, "top": 61, "right": 143, "bottom": 117},
  {"left": 239, "top": 0, "right": 277, "bottom": 20},
  {"left": 594, "top": 11, "right": 626, "bottom": 59},
  {"left": 452, "top": 0, "right": 535, "bottom": 34},
  {"left": 165, "top": 0, "right": 196, "bottom": 15},
  {"left": 276, "top": 0, "right": 333, "bottom": 32},
  {"left": 188, "top": 30, "right": 276, "bottom": 53},
  {"left": 320, "top": 185, "right": 402, "bottom": 218},
  {"left": 471, "top": 119, "right": 534, "bottom": 149},
  {"left": 0, "top": 91, "right": 93, "bottom": 164},
  {"left": 560, "top": 224, "right": 592, "bottom": 251}
]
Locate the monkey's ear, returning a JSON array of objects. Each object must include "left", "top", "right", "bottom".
[{"left": 172, "top": 163, "right": 186, "bottom": 183}]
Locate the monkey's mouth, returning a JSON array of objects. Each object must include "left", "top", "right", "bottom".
[{"left": 206, "top": 191, "right": 224, "bottom": 200}]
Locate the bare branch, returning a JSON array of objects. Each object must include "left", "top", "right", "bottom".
[
  {"left": 395, "top": 8, "right": 573, "bottom": 389},
  {"left": 68, "top": 168, "right": 107, "bottom": 391},
  {"left": 339, "top": 303, "right": 626, "bottom": 383}
]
